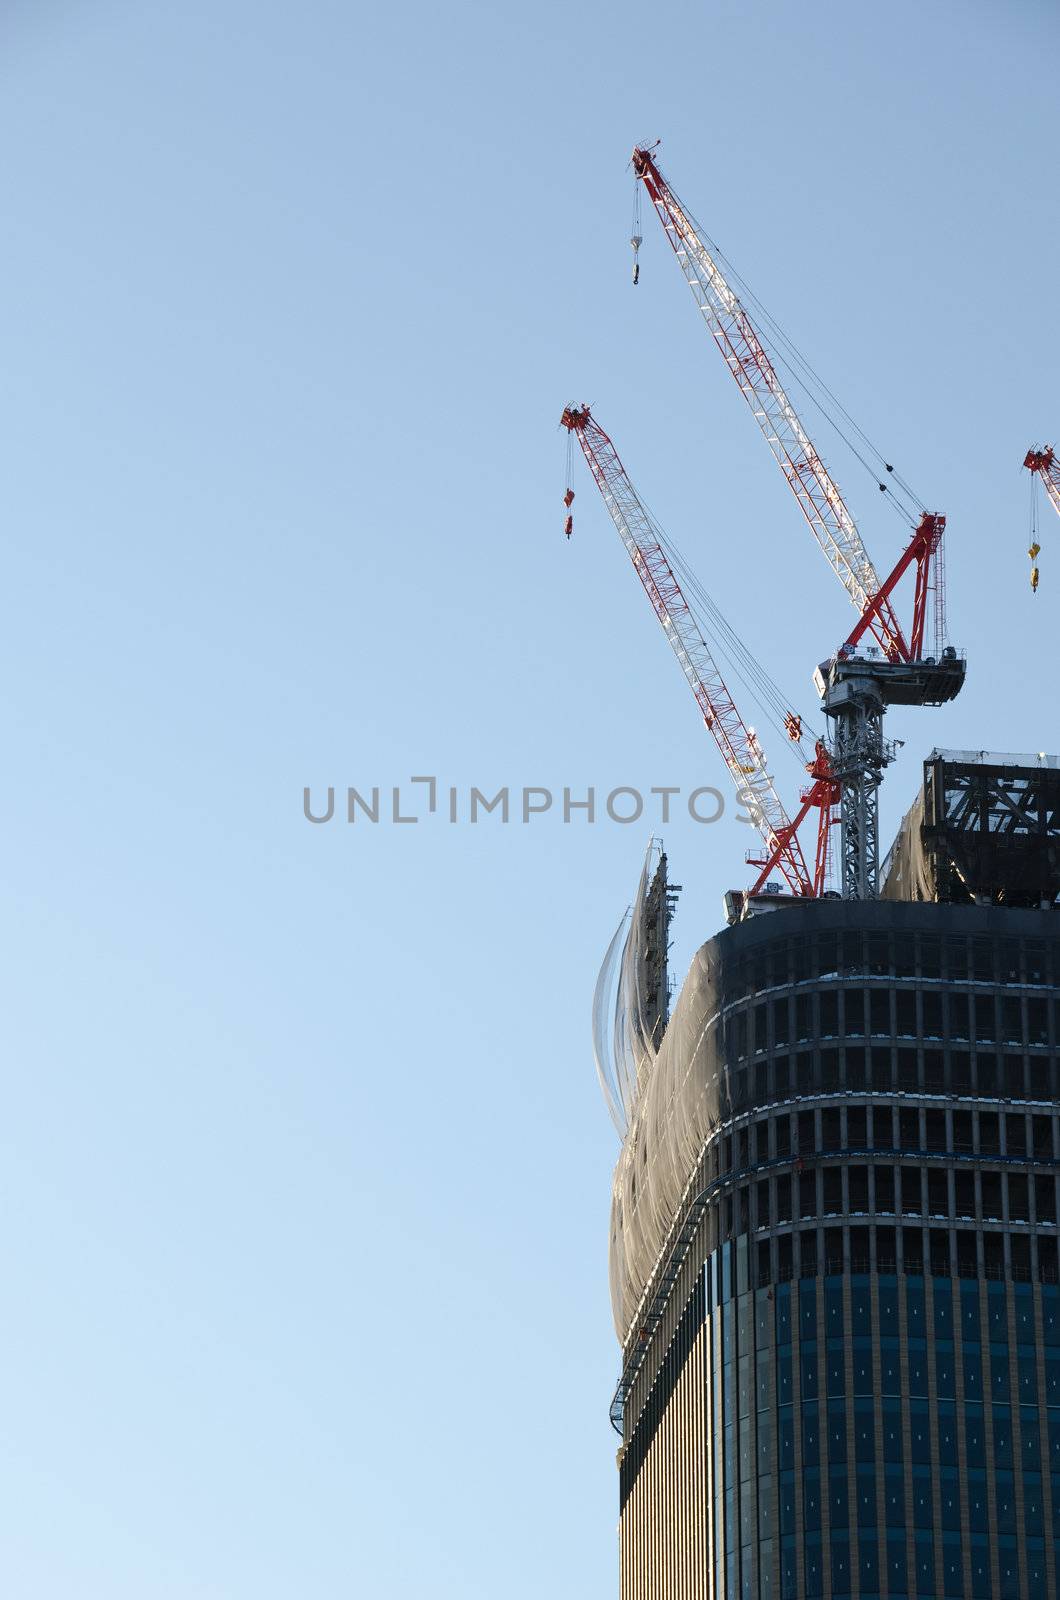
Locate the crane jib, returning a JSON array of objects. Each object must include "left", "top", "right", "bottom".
[
  {"left": 560, "top": 401, "right": 836, "bottom": 897},
  {"left": 631, "top": 144, "right": 921, "bottom": 665}
]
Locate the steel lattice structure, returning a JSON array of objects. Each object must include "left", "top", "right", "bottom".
[
  {"left": 1026, "top": 446, "right": 1060, "bottom": 521},
  {"left": 561, "top": 403, "right": 836, "bottom": 897},
  {"left": 631, "top": 143, "right": 908, "bottom": 662},
  {"left": 631, "top": 142, "right": 962, "bottom": 901}
]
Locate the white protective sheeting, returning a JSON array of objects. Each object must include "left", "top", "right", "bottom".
[{"left": 598, "top": 843, "right": 726, "bottom": 1343}]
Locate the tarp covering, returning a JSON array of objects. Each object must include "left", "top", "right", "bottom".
[
  {"left": 880, "top": 788, "right": 932, "bottom": 901},
  {"left": 597, "top": 844, "right": 726, "bottom": 1342},
  {"left": 592, "top": 843, "right": 662, "bottom": 1139},
  {"left": 605, "top": 934, "right": 722, "bottom": 1342}
]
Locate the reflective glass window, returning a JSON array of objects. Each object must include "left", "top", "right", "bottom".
[
  {"left": 937, "top": 1404, "right": 958, "bottom": 1461},
  {"left": 855, "top": 1463, "right": 877, "bottom": 1525},
  {"left": 940, "top": 1531, "right": 963, "bottom": 1597},
  {"left": 830, "top": 1532, "right": 851, "bottom": 1591},
  {"left": 911, "top": 1464, "right": 933, "bottom": 1528},
  {"left": 854, "top": 1398, "right": 874, "bottom": 1463},
  {"left": 829, "top": 1464, "right": 849, "bottom": 1528},
  {"left": 779, "top": 1538, "right": 797, "bottom": 1600},
  {"left": 934, "top": 1281, "right": 954, "bottom": 1338},
  {"left": 775, "top": 1283, "right": 791, "bottom": 1345},
  {"left": 986, "top": 1282, "right": 1007, "bottom": 1340},
  {"left": 913, "top": 1530, "right": 935, "bottom": 1593},
  {"left": 961, "top": 1279, "right": 982, "bottom": 1341},
  {"left": 803, "top": 1532, "right": 823, "bottom": 1598},
  {"left": 858, "top": 1534, "right": 879, "bottom": 1591},
  {"left": 1021, "top": 1405, "right": 1042, "bottom": 1469},
  {"left": 1043, "top": 1285, "right": 1060, "bottom": 1346},
  {"left": 990, "top": 1344, "right": 1011, "bottom": 1402},
  {"left": 964, "top": 1403, "right": 986, "bottom": 1466},
  {"left": 994, "top": 1469, "right": 1016, "bottom": 1533},
  {"left": 907, "top": 1343, "right": 929, "bottom": 1397},
  {"left": 778, "top": 1471, "right": 796, "bottom": 1536},
  {"left": 800, "top": 1344, "right": 819, "bottom": 1401},
  {"left": 824, "top": 1277, "right": 843, "bottom": 1336},
  {"left": 935, "top": 1348, "right": 956, "bottom": 1399},
  {"left": 880, "top": 1339, "right": 901, "bottom": 1396},
  {"left": 883, "top": 1463, "right": 904, "bottom": 1527},
  {"left": 968, "top": 1533, "right": 991, "bottom": 1600},
  {"left": 778, "top": 1407, "right": 794, "bottom": 1471},
  {"left": 885, "top": 1532, "right": 907, "bottom": 1595},
  {"left": 997, "top": 1534, "right": 1019, "bottom": 1600},
  {"left": 1024, "top": 1470, "right": 1044, "bottom": 1535},
  {"left": 825, "top": 1341, "right": 845, "bottom": 1399},
  {"left": 906, "top": 1278, "right": 926, "bottom": 1335},
  {"left": 909, "top": 1400, "right": 931, "bottom": 1464},
  {"left": 850, "top": 1282, "right": 872, "bottom": 1337},
  {"left": 881, "top": 1398, "right": 902, "bottom": 1463},
  {"left": 960, "top": 1332, "right": 983, "bottom": 1397},
  {"left": 966, "top": 1467, "right": 988, "bottom": 1525},
  {"left": 803, "top": 1469, "right": 821, "bottom": 1532},
  {"left": 799, "top": 1280, "right": 817, "bottom": 1340}
]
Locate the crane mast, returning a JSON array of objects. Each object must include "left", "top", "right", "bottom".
[
  {"left": 561, "top": 403, "right": 836, "bottom": 898},
  {"left": 631, "top": 142, "right": 964, "bottom": 901}
]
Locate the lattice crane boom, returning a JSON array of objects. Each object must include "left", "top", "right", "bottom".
[
  {"left": 1026, "top": 447, "right": 1060, "bottom": 521},
  {"left": 562, "top": 403, "right": 836, "bottom": 896},
  {"left": 632, "top": 143, "right": 915, "bottom": 663}
]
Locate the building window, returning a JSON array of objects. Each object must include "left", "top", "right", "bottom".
[
  {"left": 901, "top": 1168, "right": 922, "bottom": 1216},
  {"left": 872, "top": 1106, "right": 894, "bottom": 1150},
  {"left": 875, "top": 1167, "right": 895, "bottom": 1213},
  {"left": 870, "top": 990, "right": 890, "bottom": 1036},
  {"left": 922, "top": 990, "right": 943, "bottom": 1037}
]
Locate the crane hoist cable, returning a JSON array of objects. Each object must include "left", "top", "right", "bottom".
[
  {"left": 1024, "top": 447, "right": 1059, "bottom": 595},
  {"left": 631, "top": 181, "right": 642, "bottom": 286}
]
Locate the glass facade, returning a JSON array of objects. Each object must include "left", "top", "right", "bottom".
[
  {"left": 685, "top": 1249, "right": 1060, "bottom": 1598},
  {"left": 617, "top": 904, "right": 1060, "bottom": 1600}
]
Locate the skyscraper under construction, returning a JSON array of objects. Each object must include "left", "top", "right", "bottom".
[{"left": 599, "top": 750, "right": 1060, "bottom": 1600}]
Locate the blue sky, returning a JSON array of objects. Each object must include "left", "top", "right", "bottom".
[{"left": 1, "top": 1, "right": 1056, "bottom": 1594}]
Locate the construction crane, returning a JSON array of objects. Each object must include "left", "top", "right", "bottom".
[
  {"left": 561, "top": 402, "right": 838, "bottom": 898},
  {"left": 1025, "top": 446, "right": 1059, "bottom": 594},
  {"left": 631, "top": 141, "right": 964, "bottom": 900},
  {"left": 1026, "top": 446, "right": 1060, "bottom": 520}
]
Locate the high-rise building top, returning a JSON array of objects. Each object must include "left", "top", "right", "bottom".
[{"left": 607, "top": 753, "right": 1060, "bottom": 1600}]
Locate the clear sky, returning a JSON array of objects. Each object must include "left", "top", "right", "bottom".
[{"left": 2, "top": 1, "right": 1057, "bottom": 1595}]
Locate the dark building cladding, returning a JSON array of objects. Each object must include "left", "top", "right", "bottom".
[{"left": 611, "top": 756, "right": 1060, "bottom": 1600}]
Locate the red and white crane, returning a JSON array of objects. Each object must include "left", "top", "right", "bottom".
[
  {"left": 630, "top": 143, "right": 948, "bottom": 668},
  {"left": 630, "top": 142, "right": 964, "bottom": 900},
  {"left": 561, "top": 402, "right": 837, "bottom": 897},
  {"left": 1024, "top": 446, "right": 1059, "bottom": 594},
  {"left": 1025, "top": 447, "right": 1060, "bottom": 520}
]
